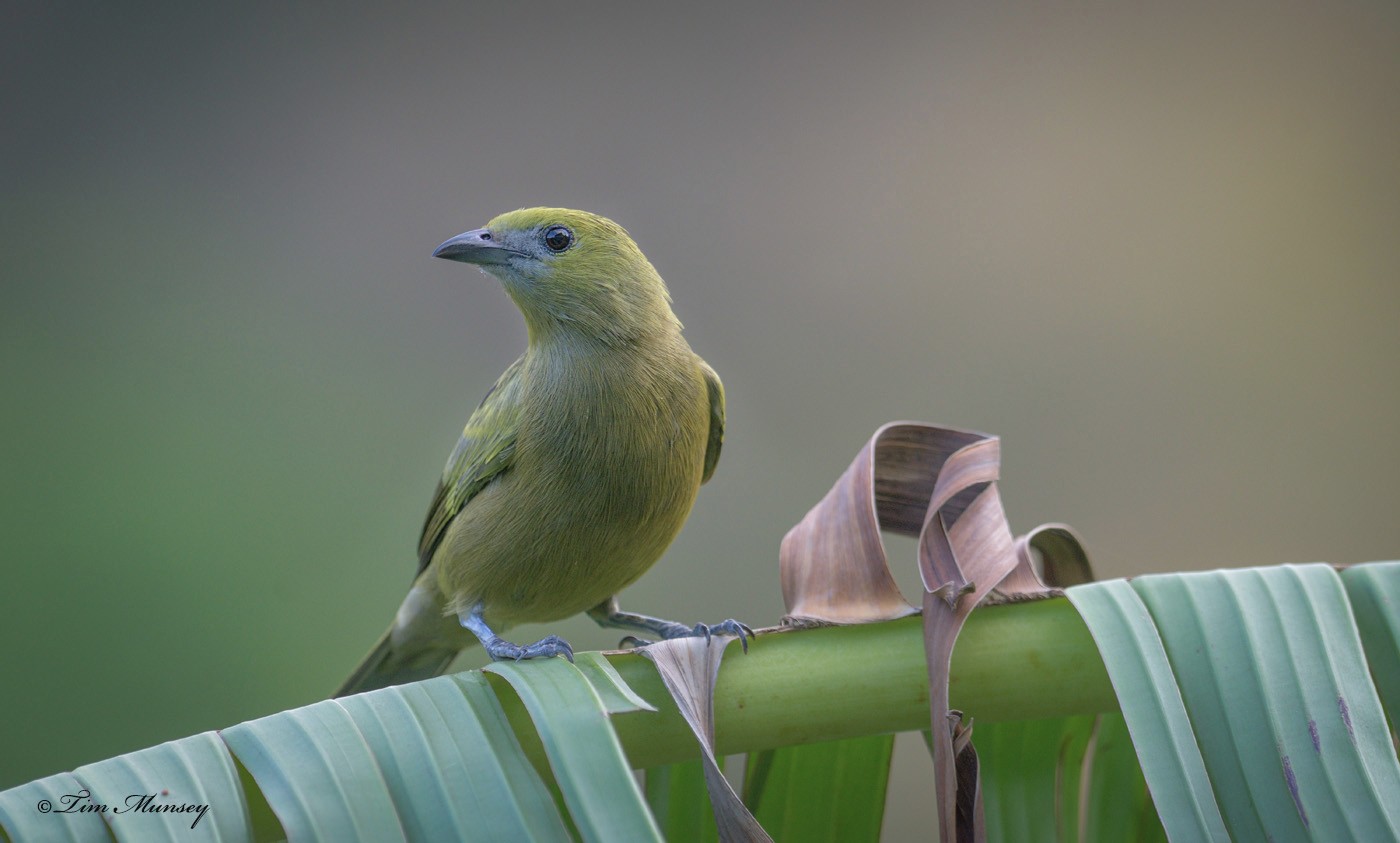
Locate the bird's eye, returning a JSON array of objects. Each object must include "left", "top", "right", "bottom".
[{"left": 543, "top": 225, "right": 573, "bottom": 253}]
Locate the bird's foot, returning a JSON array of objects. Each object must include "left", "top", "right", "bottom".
[
  {"left": 589, "top": 598, "right": 754, "bottom": 654},
  {"left": 623, "top": 619, "right": 755, "bottom": 654},
  {"left": 460, "top": 604, "right": 574, "bottom": 663},
  {"left": 484, "top": 633, "right": 575, "bottom": 663}
]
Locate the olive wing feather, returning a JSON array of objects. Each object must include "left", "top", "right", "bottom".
[
  {"left": 416, "top": 357, "right": 525, "bottom": 575},
  {"left": 700, "top": 359, "right": 724, "bottom": 485}
]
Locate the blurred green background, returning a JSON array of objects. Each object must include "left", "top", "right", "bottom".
[{"left": 3, "top": 2, "right": 1397, "bottom": 837}]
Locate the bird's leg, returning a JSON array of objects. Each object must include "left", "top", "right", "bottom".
[
  {"left": 587, "top": 596, "right": 754, "bottom": 653},
  {"left": 458, "top": 603, "right": 574, "bottom": 663}
]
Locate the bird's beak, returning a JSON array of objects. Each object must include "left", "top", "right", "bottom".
[{"left": 432, "top": 228, "right": 515, "bottom": 265}]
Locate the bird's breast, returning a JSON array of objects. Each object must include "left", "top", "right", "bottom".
[{"left": 520, "top": 348, "right": 707, "bottom": 512}]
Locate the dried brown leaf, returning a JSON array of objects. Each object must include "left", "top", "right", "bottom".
[
  {"left": 992, "top": 523, "right": 1095, "bottom": 603},
  {"left": 781, "top": 422, "right": 982, "bottom": 625},
  {"left": 641, "top": 637, "right": 773, "bottom": 843},
  {"left": 779, "top": 421, "right": 1093, "bottom": 843}
]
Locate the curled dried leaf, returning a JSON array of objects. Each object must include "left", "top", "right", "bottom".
[
  {"left": 991, "top": 523, "right": 1095, "bottom": 604},
  {"left": 779, "top": 421, "right": 1092, "bottom": 843},
  {"left": 781, "top": 423, "right": 988, "bottom": 625}
]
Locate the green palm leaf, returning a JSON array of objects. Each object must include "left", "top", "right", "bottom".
[
  {"left": 5, "top": 563, "right": 1399, "bottom": 843},
  {"left": 741, "top": 735, "right": 894, "bottom": 842},
  {"left": 486, "top": 656, "right": 663, "bottom": 843},
  {"left": 1060, "top": 564, "right": 1400, "bottom": 842}
]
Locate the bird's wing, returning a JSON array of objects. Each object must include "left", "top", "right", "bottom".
[
  {"left": 700, "top": 359, "right": 724, "bottom": 484},
  {"left": 416, "top": 356, "right": 526, "bottom": 575}
]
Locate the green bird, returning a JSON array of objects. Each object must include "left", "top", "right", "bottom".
[{"left": 335, "top": 208, "right": 747, "bottom": 697}]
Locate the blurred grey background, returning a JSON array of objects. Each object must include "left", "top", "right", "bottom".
[{"left": 3, "top": 1, "right": 1397, "bottom": 837}]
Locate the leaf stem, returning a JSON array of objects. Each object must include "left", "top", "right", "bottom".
[{"left": 493, "top": 597, "right": 1116, "bottom": 770}]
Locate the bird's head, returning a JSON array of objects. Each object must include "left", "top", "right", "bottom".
[{"left": 433, "top": 208, "right": 680, "bottom": 346}]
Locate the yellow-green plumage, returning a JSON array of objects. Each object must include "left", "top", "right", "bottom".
[{"left": 335, "top": 208, "right": 725, "bottom": 696}]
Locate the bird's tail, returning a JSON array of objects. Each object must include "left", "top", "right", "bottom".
[{"left": 332, "top": 626, "right": 463, "bottom": 698}]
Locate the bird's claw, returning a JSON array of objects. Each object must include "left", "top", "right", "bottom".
[
  {"left": 487, "top": 634, "right": 574, "bottom": 663},
  {"left": 697, "top": 619, "right": 755, "bottom": 653}
]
